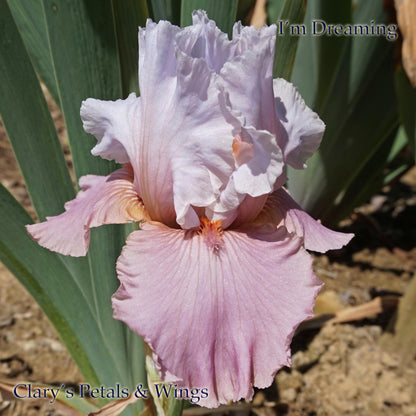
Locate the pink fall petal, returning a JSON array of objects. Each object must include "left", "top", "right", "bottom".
[
  {"left": 26, "top": 165, "right": 147, "bottom": 257},
  {"left": 112, "top": 221, "right": 323, "bottom": 407},
  {"left": 263, "top": 188, "right": 354, "bottom": 253}
]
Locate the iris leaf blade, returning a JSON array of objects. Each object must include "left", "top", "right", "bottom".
[
  {"left": 287, "top": 0, "right": 400, "bottom": 224},
  {"left": 0, "top": 184, "right": 108, "bottom": 394},
  {"left": 308, "top": 0, "right": 351, "bottom": 112},
  {"left": 112, "top": 0, "right": 149, "bottom": 96},
  {"left": 0, "top": 3, "right": 125, "bottom": 387},
  {"left": 266, "top": 0, "right": 286, "bottom": 24},
  {"left": 0, "top": 0, "right": 74, "bottom": 220},
  {"left": 291, "top": 0, "right": 351, "bottom": 108},
  {"left": 272, "top": 0, "right": 305, "bottom": 80},
  {"left": 147, "top": 0, "right": 181, "bottom": 23},
  {"left": 288, "top": 41, "right": 398, "bottom": 223},
  {"left": 323, "top": 128, "right": 406, "bottom": 225},
  {"left": 236, "top": 0, "right": 256, "bottom": 23},
  {"left": 0, "top": 0, "right": 91, "bottom": 291},
  {"left": 7, "top": 0, "right": 60, "bottom": 105},
  {"left": 0, "top": 0, "right": 96, "bottom": 296},
  {"left": 289, "top": 2, "right": 315, "bottom": 106},
  {"left": 395, "top": 66, "right": 416, "bottom": 161},
  {"left": 41, "top": 0, "right": 121, "bottom": 180},
  {"left": 40, "top": 0, "right": 144, "bottom": 402}
]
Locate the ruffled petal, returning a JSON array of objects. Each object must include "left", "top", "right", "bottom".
[
  {"left": 112, "top": 221, "right": 322, "bottom": 407},
  {"left": 80, "top": 93, "right": 141, "bottom": 165},
  {"left": 258, "top": 188, "right": 354, "bottom": 253},
  {"left": 206, "top": 126, "right": 284, "bottom": 228},
  {"left": 140, "top": 49, "right": 236, "bottom": 227},
  {"left": 184, "top": 11, "right": 278, "bottom": 135},
  {"left": 232, "top": 20, "right": 277, "bottom": 53},
  {"left": 26, "top": 165, "right": 147, "bottom": 257},
  {"left": 173, "top": 12, "right": 283, "bottom": 227},
  {"left": 137, "top": 19, "right": 239, "bottom": 228},
  {"left": 176, "top": 11, "right": 234, "bottom": 73},
  {"left": 219, "top": 32, "right": 276, "bottom": 133},
  {"left": 138, "top": 20, "right": 180, "bottom": 101},
  {"left": 199, "top": 77, "right": 284, "bottom": 227},
  {"left": 81, "top": 16, "right": 284, "bottom": 231},
  {"left": 176, "top": 11, "right": 276, "bottom": 74},
  {"left": 232, "top": 127, "right": 283, "bottom": 196},
  {"left": 273, "top": 78, "right": 325, "bottom": 169}
]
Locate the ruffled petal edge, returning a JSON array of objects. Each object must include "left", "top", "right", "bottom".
[{"left": 26, "top": 165, "right": 148, "bottom": 256}]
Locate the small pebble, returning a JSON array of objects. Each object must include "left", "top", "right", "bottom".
[
  {"left": 0, "top": 316, "right": 14, "bottom": 328},
  {"left": 280, "top": 388, "right": 297, "bottom": 402},
  {"left": 381, "top": 352, "right": 399, "bottom": 369}
]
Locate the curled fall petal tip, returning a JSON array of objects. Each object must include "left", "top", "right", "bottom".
[{"left": 26, "top": 10, "right": 353, "bottom": 408}]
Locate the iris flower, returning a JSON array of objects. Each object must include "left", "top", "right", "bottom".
[{"left": 27, "top": 11, "right": 353, "bottom": 408}]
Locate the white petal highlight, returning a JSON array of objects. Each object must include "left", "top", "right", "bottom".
[
  {"left": 81, "top": 93, "right": 141, "bottom": 164},
  {"left": 137, "top": 20, "right": 237, "bottom": 228},
  {"left": 177, "top": 10, "right": 233, "bottom": 73},
  {"left": 176, "top": 11, "right": 277, "bottom": 74},
  {"left": 232, "top": 20, "right": 277, "bottom": 52},
  {"left": 219, "top": 37, "right": 276, "bottom": 133},
  {"left": 273, "top": 78, "right": 325, "bottom": 169}
]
